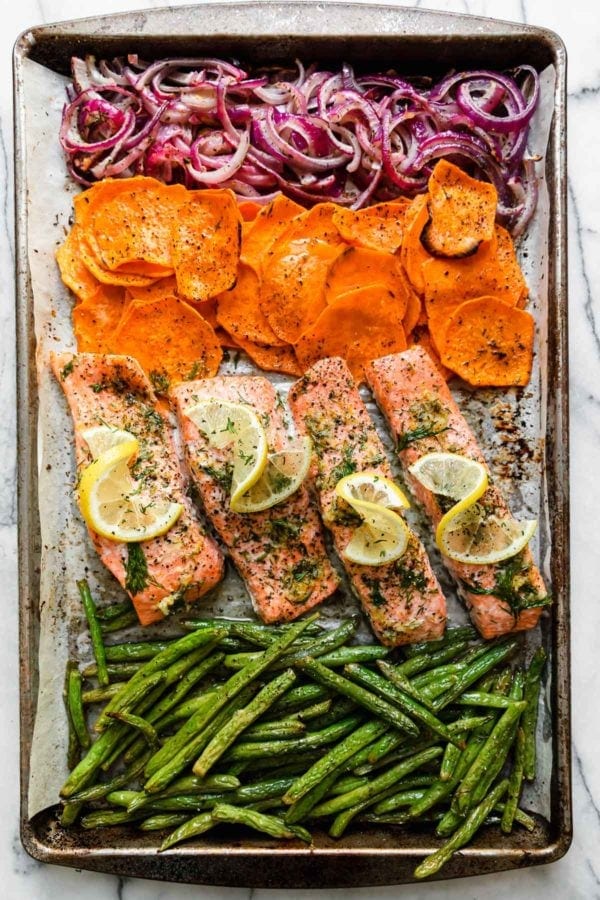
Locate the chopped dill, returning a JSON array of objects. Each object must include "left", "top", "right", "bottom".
[
  {"left": 464, "top": 553, "right": 552, "bottom": 615},
  {"left": 201, "top": 463, "right": 233, "bottom": 491},
  {"left": 142, "top": 406, "right": 164, "bottom": 433},
  {"left": 362, "top": 576, "right": 387, "bottom": 607},
  {"left": 267, "top": 518, "right": 303, "bottom": 543},
  {"left": 394, "top": 562, "right": 428, "bottom": 593},
  {"left": 125, "top": 543, "right": 149, "bottom": 595},
  {"left": 284, "top": 558, "right": 321, "bottom": 603},
  {"left": 290, "top": 559, "right": 320, "bottom": 583},
  {"left": 186, "top": 361, "right": 202, "bottom": 382},
  {"left": 150, "top": 370, "right": 171, "bottom": 393},
  {"left": 397, "top": 424, "right": 449, "bottom": 451},
  {"left": 60, "top": 360, "right": 74, "bottom": 380},
  {"left": 270, "top": 469, "right": 293, "bottom": 493},
  {"left": 330, "top": 446, "right": 358, "bottom": 484}
]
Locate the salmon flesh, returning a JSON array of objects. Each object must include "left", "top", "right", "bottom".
[
  {"left": 52, "top": 352, "right": 224, "bottom": 625},
  {"left": 172, "top": 375, "right": 339, "bottom": 623},
  {"left": 366, "top": 346, "right": 548, "bottom": 639},
  {"left": 288, "top": 356, "right": 446, "bottom": 646}
]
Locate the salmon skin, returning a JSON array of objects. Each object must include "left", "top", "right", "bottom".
[
  {"left": 288, "top": 357, "right": 446, "bottom": 646},
  {"left": 172, "top": 375, "right": 339, "bottom": 624},
  {"left": 52, "top": 352, "right": 224, "bottom": 625},
  {"left": 366, "top": 346, "right": 549, "bottom": 639}
]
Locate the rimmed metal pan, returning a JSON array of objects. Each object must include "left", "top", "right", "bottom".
[{"left": 14, "top": 2, "right": 570, "bottom": 886}]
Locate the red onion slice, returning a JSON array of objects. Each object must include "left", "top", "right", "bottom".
[
  {"left": 187, "top": 128, "right": 250, "bottom": 185},
  {"left": 61, "top": 55, "right": 540, "bottom": 231}
]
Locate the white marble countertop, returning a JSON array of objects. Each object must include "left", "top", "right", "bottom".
[{"left": 2, "top": 0, "right": 598, "bottom": 896}]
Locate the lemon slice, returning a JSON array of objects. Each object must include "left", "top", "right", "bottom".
[
  {"left": 78, "top": 440, "right": 183, "bottom": 542},
  {"left": 231, "top": 436, "right": 312, "bottom": 513},
  {"left": 408, "top": 452, "right": 488, "bottom": 517},
  {"left": 185, "top": 400, "right": 268, "bottom": 506},
  {"left": 335, "top": 471, "right": 411, "bottom": 565},
  {"left": 336, "top": 471, "right": 410, "bottom": 511},
  {"left": 436, "top": 502, "right": 538, "bottom": 565},
  {"left": 80, "top": 425, "right": 137, "bottom": 460}
]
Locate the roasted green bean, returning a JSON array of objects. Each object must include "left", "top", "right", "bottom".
[
  {"left": 78, "top": 580, "right": 109, "bottom": 686},
  {"left": 522, "top": 648, "right": 547, "bottom": 780}
]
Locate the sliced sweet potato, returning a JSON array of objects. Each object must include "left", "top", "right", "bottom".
[
  {"left": 72, "top": 285, "right": 127, "bottom": 353},
  {"left": 399, "top": 194, "right": 432, "bottom": 296},
  {"left": 332, "top": 199, "right": 412, "bottom": 253},
  {"left": 172, "top": 189, "right": 241, "bottom": 302},
  {"left": 126, "top": 275, "right": 179, "bottom": 303},
  {"left": 410, "top": 325, "right": 453, "bottom": 381},
  {"left": 325, "top": 246, "right": 409, "bottom": 318},
  {"left": 294, "top": 285, "right": 407, "bottom": 383},
  {"left": 438, "top": 296, "right": 534, "bottom": 387},
  {"left": 216, "top": 261, "right": 285, "bottom": 347},
  {"left": 402, "top": 281, "right": 423, "bottom": 338},
  {"left": 421, "top": 160, "right": 497, "bottom": 258},
  {"left": 217, "top": 328, "right": 240, "bottom": 349},
  {"left": 495, "top": 226, "right": 529, "bottom": 304},
  {"left": 235, "top": 336, "right": 301, "bottom": 375},
  {"left": 56, "top": 225, "right": 101, "bottom": 302},
  {"left": 241, "top": 194, "right": 305, "bottom": 275},
  {"left": 238, "top": 200, "right": 263, "bottom": 222},
  {"left": 185, "top": 297, "right": 220, "bottom": 331},
  {"left": 260, "top": 203, "right": 346, "bottom": 344},
  {"left": 79, "top": 234, "right": 157, "bottom": 287},
  {"left": 75, "top": 177, "right": 186, "bottom": 273},
  {"left": 113, "top": 294, "right": 222, "bottom": 386},
  {"left": 108, "top": 260, "right": 174, "bottom": 279},
  {"left": 423, "top": 225, "right": 525, "bottom": 348}
]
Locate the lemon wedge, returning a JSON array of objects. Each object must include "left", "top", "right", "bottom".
[
  {"left": 408, "top": 452, "right": 488, "bottom": 514},
  {"left": 409, "top": 451, "right": 536, "bottom": 564},
  {"left": 80, "top": 425, "right": 137, "bottom": 460},
  {"left": 231, "top": 436, "right": 312, "bottom": 513},
  {"left": 336, "top": 471, "right": 410, "bottom": 511},
  {"left": 185, "top": 400, "right": 268, "bottom": 507},
  {"left": 436, "top": 503, "right": 538, "bottom": 565},
  {"left": 335, "top": 471, "right": 411, "bottom": 565},
  {"left": 78, "top": 439, "right": 183, "bottom": 542}
]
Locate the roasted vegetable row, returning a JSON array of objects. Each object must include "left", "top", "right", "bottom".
[{"left": 60, "top": 583, "right": 546, "bottom": 880}]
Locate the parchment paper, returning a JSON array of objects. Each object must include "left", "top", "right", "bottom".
[{"left": 24, "top": 56, "right": 556, "bottom": 819}]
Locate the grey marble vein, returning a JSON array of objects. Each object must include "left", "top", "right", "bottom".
[
  {"left": 574, "top": 746, "right": 600, "bottom": 826},
  {"left": 569, "top": 180, "right": 600, "bottom": 356},
  {"left": 570, "top": 83, "right": 600, "bottom": 100}
]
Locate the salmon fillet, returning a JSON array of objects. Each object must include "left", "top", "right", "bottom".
[
  {"left": 366, "top": 346, "right": 548, "bottom": 639},
  {"left": 288, "top": 357, "right": 446, "bottom": 646},
  {"left": 52, "top": 352, "right": 224, "bottom": 625},
  {"left": 172, "top": 376, "right": 339, "bottom": 623}
]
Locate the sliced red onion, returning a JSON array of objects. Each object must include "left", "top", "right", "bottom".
[
  {"left": 317, "top": 73, "right": 345, "bottom": 116},
  {"left": 497, "top": 158, "right": 538, "bottom": 235},
  {"left": 188, "top": 128, "right": 250, "bottom": 184},
  {"left": 220, "top": 180, "right": 280, "bottom": 203},
  {"left": 341, "top": 63, "right": 362, "bottom": 94},
  {"left": 97, "top": 57, "right": 129, "bottom": 86},
  {"left": 350, "top": 165, "right": 383, "bottom": 210},
  {"left": 61, "top": 89, "right": 136, "bottom": 153},
  {"left": 92, "top": 135, "right": 151, "bottom": 179},
  {"left": 120, "top": 102, "right": 167, "bottom": 151},
  {"left": 455, "top": 79, "right": 538, "bottom": 134},
  {"left": 410, "top": 131, "right": 510, "bottom": 203},
  {"left": 133, "top": 57, "right": 245, "bottom": 91},
  {"left": 72, "top": 56, "right": 117, "bottom": 92},
  {"left": 61, "top": 55, "right": 540, "bottom": 231},
  {"left": 261, "top": 107, "right": 350, "bottom": 172}
]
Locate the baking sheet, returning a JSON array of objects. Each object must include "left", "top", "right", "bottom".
[{"left": 23, "top": 52, "right": 555, "bottom": 824}]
